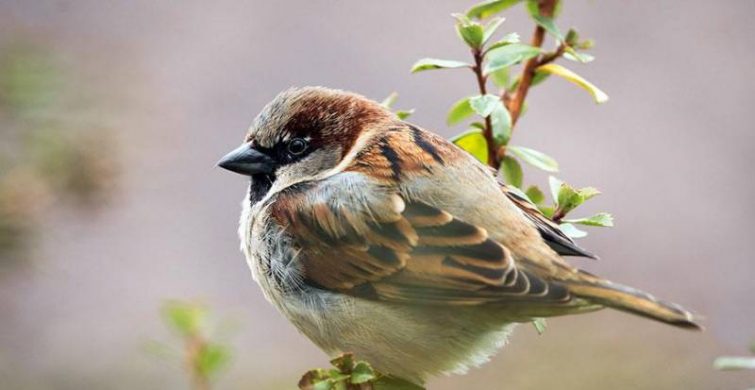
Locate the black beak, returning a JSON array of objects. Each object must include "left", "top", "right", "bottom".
[{"left": 217, "top": 143, "right": 276, "bottom": 176}]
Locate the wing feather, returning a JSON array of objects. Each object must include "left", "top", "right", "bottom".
[{"left": 270, "top": 181, "right": 574, "bottom": 307}]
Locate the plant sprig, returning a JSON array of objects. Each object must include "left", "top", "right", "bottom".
[
  {"left": 299, "top": 354, "right": 424, "bottom": 390},
  {"left": 150, "top": 301, "right": 233, "bottom": 390},
  {"left": 409, "top": 0, "right": 611, "bottom": 240}
]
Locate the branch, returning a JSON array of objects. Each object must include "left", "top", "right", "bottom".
[
  {"left": 504, "top": 0, "right": 559, "bottom": 128},
  {"left": 472, "top": 49, "right": 499, "bottom": 168}
]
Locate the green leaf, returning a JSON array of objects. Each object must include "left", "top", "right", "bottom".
[
  {"left": 536, "top": 63, "right": 609, "bottom": 103},
  {"left": 548, "top": 176, "right": 563, "bottom": 202},
  {"left": 490, "top": 105, "right": 512, "bottom": 145},
  {"left": 510, "top": 70, "right": 550, "bottom": 91},
  {"left": 484, "top": 44, "right": 542, "bottom": 74},
  {"left": 525, "top": 185, "right": 545, "bottom": 205},
  {"left": 410, "top": 58, "right": 471, "bottom": 73},
  {"left": 447, "top": 97, "right": 475, "bottom": 125},
  {"left": 483, "top": 17, "right": 506, "bottom": 44},
  {"left": 532, "top": 318, "right": 547, "bottom": 335},
  {"left": 451, "top": 129, "right": 488, "bottom": 164},
  {"left": 564, "top": 212, "right": 614, "bottom": 227},
  {"left": 508, "top": 146, "right": 559, "bottom": 172},
  {"left": 713, "top": 356, "right": 755, "bottom": 371},
  {"left": 197, "top": 344, "right": 231, "bottom": 377},
  {"left": 489, "top": 66, "right": 511, "bottom": 89},
  {"left": 539, "top": 205, "right": 555, "bottom": 218},
  {"left": 396, "top": 109, "right": 414, "bottom": 120},
  {"left": 380, "top": 92, "right": 398, "bottom": 108},
  {"left": 565, "top": 28, "right": 579, "bottom": 46},
  {"left": 526, "top": 8, "right": 564, "bottom": 42},
  {"left": 350, "top": 362, "right": 377, "bottom": 384},
  {"left": 453, "top": 14, "right": 485, "bottom": 49},
  {"left": 468, "top": 95, "right": 510, "bottom": 145},
  {"left": 330, "top": 354, "right": 355, "bottom": 372},
  {"left": 162, "top": 301, "right": 205, "bottom": 336},
  {"left": 466, "top": 0, "right": 521, "bottom": 19},
  {"left": 469, "top": 94, "right": 500, "bottom": 117},
  {"left": 485, "top": 32, "right": 521, "bottom": 52},
  {"left": 559, "top": 223, "right": 588, "bottom": 239},
  {"left": 579, "top": 187, "right": 601, "bottom": 201},
  {"left": 313, "top": 380, "right": 335, "bottom": 390},
  {"left": 556, "top": 182, "right": 584, "bottom": 213},
  {"left": 500, "top": 156, "right": 523, "bottom": 188}
]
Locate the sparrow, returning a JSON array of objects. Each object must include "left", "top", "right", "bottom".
[{"left": 218, "top": 86, "right": 700, "bottom": 384}]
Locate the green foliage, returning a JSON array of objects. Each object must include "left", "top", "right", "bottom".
[
  {"left": 564, "top": 212, "right": 614, "bottom": 227},
  {"left": 469, "top": 94, "right": 501, "bottom": 117},
  {"left": 410, "top": 58, "right": 470, "bottom": 73},
  {"left": 484, "top": 44, "right": 542, "bottom": 74},
  {"left": 466, "top": 0, "right": 522, "bottom": 20},
  {"left": 403, "top": 0, "right": 613, "bottom": 243},
  {"left": 299, "top": 354, "right": 424, "bottom": 390},
  {"left": 162, "top": 300, "right": 207, "bottom": 337},
  {"left": 446, "top": 97, "right": 475, "bottom": 125},
  {"left": 156, "top": 301, "right": 233, "bottom": 386},
  {"left": 536, "top": 63, "right": 608, "bottom": 103},
  {"left": 490, "top": 105, "right": 512, "bottom": 144},
  {"left": 541, "top": 176, "right": 612, "bottom": 237},
  {"left": 500, "top": 156, "right": 523, "bottom": 188},
  {"left": 526, "top": 1, "right": 564, "bottom": 42},
  {"left": 451, "top": 129, "right": 488, "bottom": 164},
  {"left": 525, "top": 185, "right": 546, "bottom": 205},
  {"left": 508, "top": 145, "right": 558, "bottom": 172},
  {"left": 483, "top": 17, "right": 507, "bottom": 44},
  {"left": 453, "top": 14, "right": 485, "bottom": 49}
]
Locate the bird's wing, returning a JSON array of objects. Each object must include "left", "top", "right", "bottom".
[
  {"left": 269, "top": 173, "right": 575, "bottom": 307},
  {"left": 498, "top": 181, "right": 598, "bottom": 259}
]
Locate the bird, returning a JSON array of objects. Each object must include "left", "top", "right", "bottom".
[{"left": 217, "top": 86, "right": 700, "bottom": 384}]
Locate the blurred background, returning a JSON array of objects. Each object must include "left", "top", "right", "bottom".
[{"left": 1, "top": 1, "right": 753, "bottom": 389}]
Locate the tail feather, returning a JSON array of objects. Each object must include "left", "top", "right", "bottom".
[{"left": 567, "top": 273, "right": 701, "bottom": 330}]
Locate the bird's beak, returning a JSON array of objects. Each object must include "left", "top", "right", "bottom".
[{"left": 217, "top": 143, "right": 276, "bottom": 176}]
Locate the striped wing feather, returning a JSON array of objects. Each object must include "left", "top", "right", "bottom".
[{"left": 273, "top": 191, "right": 573, "bottom": 306}]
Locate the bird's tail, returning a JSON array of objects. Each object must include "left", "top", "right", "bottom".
[{"left": 566, "top": 271, "right": 701, "bottom": 330}]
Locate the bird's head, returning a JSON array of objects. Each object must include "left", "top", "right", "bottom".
[{"left": 218, "top": 86, "right": 393, "bottom": 201}]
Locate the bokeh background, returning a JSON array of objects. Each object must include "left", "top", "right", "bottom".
[{"left": 1, "top": 1, "right": 753, "bottom": 389}]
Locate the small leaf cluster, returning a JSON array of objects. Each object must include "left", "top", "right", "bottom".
[
  {"left": 299, "top": 353, "right": 425, "bottom": 390},
  {"left": 154, "top": 301, "right": 232, "bottom": 387}
]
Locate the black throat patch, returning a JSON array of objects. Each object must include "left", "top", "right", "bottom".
[{"left": 249, "top": 174, "right": 275, "bottom": 204}]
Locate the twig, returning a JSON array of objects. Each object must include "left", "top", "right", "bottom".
[
  {"left": 505, "top": 0, "right": 559, "bottom": 128},
  {"left": 186, "top": 334, "right": 210, "bottom": 390},
  {"left": 471, "top": 48, "right": 499, "bottom": 167}
]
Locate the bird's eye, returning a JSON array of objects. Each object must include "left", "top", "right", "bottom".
[{"left": 287, "top": 138, "right": 308, "bottom": 156}]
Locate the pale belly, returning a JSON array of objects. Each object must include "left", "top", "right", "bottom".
[
  {"left": 241, "top": 195, "right": 516, "bottom": 383},
  {"left": 259, "top": 270, "right": 516, "bottom": 383}
]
